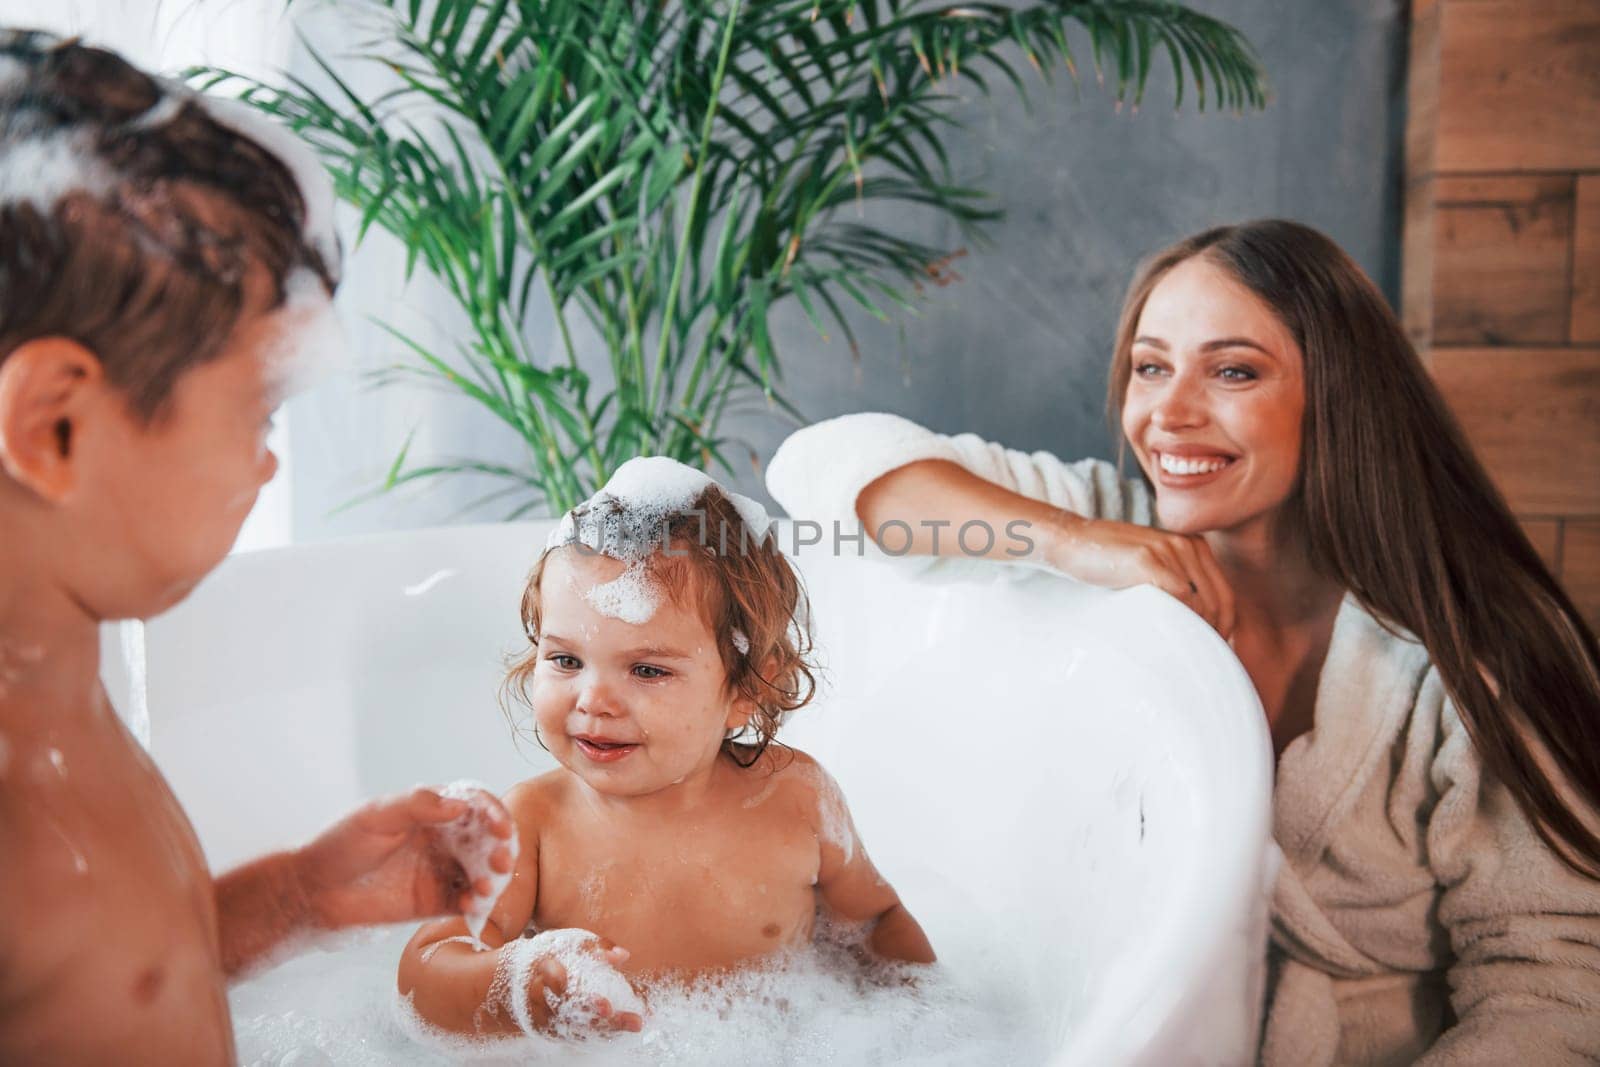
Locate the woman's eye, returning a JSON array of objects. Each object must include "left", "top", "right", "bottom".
[
  {"left": 1218, "top": 365, "right": 1257, "bottom": 382},
  {"left": 632, "top": 664, "right": 669, "bottom": 680},
  {"left": 1133, "top": 361, "right": 1165, "bottom": 378},
  {"left": 548, "top": 654, "right": 580, "bottom": 670}
]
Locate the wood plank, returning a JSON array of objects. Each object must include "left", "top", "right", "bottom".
[
  {"left": 1402, "top": 0, "right": 1442, "bottom": 348},
  {"left": 1430, "top": 347, "right": 1600, "bottom": 515},
  {"left": 1432, "top": 176, "right": 1574, "bottom": 345},
  {"left": 1404, "top": 177, "right": 1437, "bottom": 350},
  {"left": 1437, "top": 0, "right": 1600, "bottom": 173},
  {"left": 1520, "top": 518, "right": 1563, "bottom": 573},
  {"left": 1406, "top": 0, "right": 1441, "bottom": 180},
  {"left": 1575, "top": 176, "right": 1600, "bottom": 343},
  {"left": 1562, "top": 520, "right": 1600, "bottom": 635}
]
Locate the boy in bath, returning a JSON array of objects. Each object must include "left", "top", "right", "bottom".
[
  {"left": 0, "top": 32, "right": 511, "bottom": 1063},
  {"left": 398, "top": 459, "right": 935, "bottom": 1036}
]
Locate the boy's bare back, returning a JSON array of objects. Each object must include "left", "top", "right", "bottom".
[{"left": 0, "top": 677, "right": 234, "bottom": 1063}]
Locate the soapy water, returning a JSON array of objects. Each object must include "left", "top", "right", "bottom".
[
  {"left": 437, "top": 781, "right": 520, "bottom": 947},
  {"left": 230, "top": 918, "right": 1047, "bottom": 1066},
  {"left": 545, "top": 457, "right": 778, "bottom": 626}
]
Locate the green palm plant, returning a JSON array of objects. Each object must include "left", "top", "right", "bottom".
[{"left": 195, "top": 0, "right": 1265, "bottom": 517}]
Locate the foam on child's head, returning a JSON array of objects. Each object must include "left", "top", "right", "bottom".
[
  {"left": 0, "top": 32, "right": 346, "bottom": 398},
  {"left": 545, "top": 456, "right": 775, "bottom": 625}
]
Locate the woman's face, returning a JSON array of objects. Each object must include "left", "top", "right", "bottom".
[{"left": 1120, "top": 256, "right": 1306, "bottom": 539}]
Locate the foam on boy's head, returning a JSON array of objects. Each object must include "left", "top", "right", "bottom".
[
  {"left": 545, "top": 457, "right": 775, "bottom": 625},
  {"left": 0, "top": 31, "right": 346, "bottom": 414}
]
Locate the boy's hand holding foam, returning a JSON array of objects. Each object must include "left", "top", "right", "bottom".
[
  {"left": 294, "top": 785, "right": 515, "bottom": 928},
  {"left": 216, "top": 785, "right": 516, "bottom": 974}
]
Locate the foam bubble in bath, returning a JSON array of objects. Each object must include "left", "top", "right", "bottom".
[
  {"left": 545, "top": 457, "right": 775, "bottom": 625},
  {"left": 438, "top": 781, "right": 520, "bottom": 947},
  {"left": 234, "top": 922, "right": 1044, "bottom": 1065},
  {"left": 491, "top": 928, "right": 644, "bottom": 1038}
]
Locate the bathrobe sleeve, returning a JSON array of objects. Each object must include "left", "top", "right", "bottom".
[
  {"left": 765, "top": 411, "right": 1153, "bottom": 529},
  {"left": 1418, "top": 685, "right": 1600, "bottom": 1065}
]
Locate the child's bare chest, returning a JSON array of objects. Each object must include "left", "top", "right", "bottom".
[
  {"left": 0, "top": 709, "right": 232, "bottom": 1062},
  {"left": 532, "top": 806, "right": 820, "bottom": 975}
]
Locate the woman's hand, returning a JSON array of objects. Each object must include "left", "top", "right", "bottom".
[
  {"left": 520, "top": 940, "right": 643, "bottom": 1034},
  {"left": 292, "top": 787, "right": 515, "bottom": 929},
  {"left": 1047, "top": 517, "right": 1237, "bottom": 639}
]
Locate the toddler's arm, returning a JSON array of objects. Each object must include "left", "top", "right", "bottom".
[
  {"left": 805, "top": 757, "right": 935, "bottom": 965},
  {"left": 396, "top": 785, "right": 639, "bottom": 1037}
]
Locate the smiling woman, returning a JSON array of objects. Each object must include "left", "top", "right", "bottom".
[{"left": 765, "top": 217, "right": 1600, "bottom": 1065}]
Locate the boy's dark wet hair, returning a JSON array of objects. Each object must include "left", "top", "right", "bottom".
[
  {"left": 0, "top": 30, "right": 338, "bottom": 421},
  {"left": 504, "top": 486, "right": 818, "bottom": 768}
]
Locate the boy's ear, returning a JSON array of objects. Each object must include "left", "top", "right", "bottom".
[{"left": 0, "top": 337, "right": 105, "bottom": 503}]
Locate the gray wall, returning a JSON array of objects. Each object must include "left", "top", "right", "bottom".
[
  {"left": 719, "top": 0, "right": 1409, "bottom": 507},
  {"left": 285, "top": 0, "right": 1408, "bottom": 539}
]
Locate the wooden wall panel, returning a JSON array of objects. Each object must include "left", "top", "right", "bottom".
[
  {"left": 1563, "top": 521, "right": 1600, "bottom": 633},
  {"left": 1436, "top": 0, "right": 1600, "bottom": 173},
  {"left": 1520, "top": 519, "right": 1563, "bottom": 573},
  {"left": 1407, "top": 0, "right": 1598, "bottom": 627},
  {"left": 1432, "top": 176, "right": 1574, "bottom": 345},
  {"left": 1575, "top": 176, "right": 1600, "bottom": 343},
  {"left": 1430, "top": 348, "right": 1600, "bottom": 516}
]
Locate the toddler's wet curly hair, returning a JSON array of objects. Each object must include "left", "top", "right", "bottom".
[{"left": 504, "top": 485, "right": 817, "bottom": 766}]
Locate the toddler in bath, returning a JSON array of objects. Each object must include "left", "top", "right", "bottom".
[{"left": 397, "top": 458, "right": 935, "bottom": 1037}]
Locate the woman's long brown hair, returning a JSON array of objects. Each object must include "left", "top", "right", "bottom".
[{"left": 1107, "top": 219, "right": 1600, "bottom": 878}]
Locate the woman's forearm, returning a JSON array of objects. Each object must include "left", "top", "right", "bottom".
[{"left": 854, "top": 458, "right": 1085, "bottom": 569}]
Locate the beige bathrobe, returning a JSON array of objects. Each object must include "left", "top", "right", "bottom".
[{"left": 766, "top": 411, "right": 1600, "bottom": 1066}]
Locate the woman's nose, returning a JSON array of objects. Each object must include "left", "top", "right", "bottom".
[{"left": 1150, "top": 373, "right": 1207, "bottom": 431}]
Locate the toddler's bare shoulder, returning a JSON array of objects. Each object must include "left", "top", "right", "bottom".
[
  {"left": 501, "top": 769, "right": 571, "bottom": 835},
  {"left": 741, "top": 746, "right": 847, "bottom": 811}
]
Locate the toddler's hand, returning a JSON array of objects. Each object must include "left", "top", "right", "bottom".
[
  {"left": 523, "top": 940, "right": 642, "bottom": 1035},
  {"left": 292, "top": 786, "right": 515, "bottom": 929}
]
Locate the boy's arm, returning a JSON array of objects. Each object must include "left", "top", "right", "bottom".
[
  {"left": 806, "top": 760, "right": 935, "bottom": 965},
  {"left": 215, "top": 787, "right": 512, "bottom": 977}
]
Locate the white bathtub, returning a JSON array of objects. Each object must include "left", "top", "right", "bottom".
[{"left": 111, "top": 521, "right": 1274, "bottom": 1065}]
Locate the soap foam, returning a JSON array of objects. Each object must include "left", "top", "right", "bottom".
[
  {"left": 546, "top": 457, "right": 776, "bottom": 625},
  {"left": 231, "top": 921, "right": 1043, "bottom": 1066},
  {"left": 0, "top": 128, "right": 114, "bottom": 212},
  {"left": 804, "top": 761, "right": 857, "bottom": 865},
  {"left": 438, "top": 781, "right": 520, "bottom": 947},
  {"left": 490, "top": 928, "right": 646, "bottom": 1038}
]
